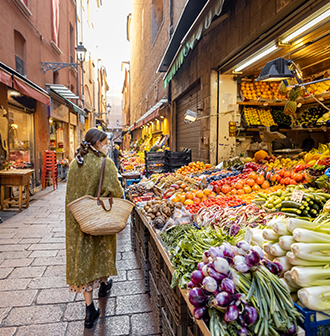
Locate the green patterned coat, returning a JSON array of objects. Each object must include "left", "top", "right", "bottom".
[{"left": 65, "top": 149, "right": 123, "bottom": 286}]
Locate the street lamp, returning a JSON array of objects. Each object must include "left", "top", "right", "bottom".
[
  {"left": 75, "top": 42, "right": 87, "bottom": 105},
  {"left": 107, "top": 104, "right": 111, "bottom": 113}
]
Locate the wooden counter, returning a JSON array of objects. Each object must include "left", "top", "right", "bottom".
[
  {"left": 0, "top": 169, "right": 34, "bottom": 211},
  {"left": 134, "top": 207, "right": 211, "bottom": 336}
]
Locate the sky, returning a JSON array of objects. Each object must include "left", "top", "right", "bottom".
[{"left": 83, "top": 0, "right": 132, "bottom": 128}]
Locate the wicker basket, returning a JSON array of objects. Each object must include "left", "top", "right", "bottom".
[{"left": 67, "top": 196, "right": 134, "bottom": 235}]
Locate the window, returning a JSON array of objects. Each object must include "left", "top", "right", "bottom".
[
  {"left": 69, "top": 23, "right": 75, "bottom": 63},
  {"left": 51, "top": 0, "right": 60, "bottom": 46},
  {"left": 151, "top": 0, "right": 163, "bottom": 44},
  {"left": 14, "top": 30, "right": 25, "bottom": 75},
  {"left": 53, "top": 71, "right": 59, "bottom": 84}
]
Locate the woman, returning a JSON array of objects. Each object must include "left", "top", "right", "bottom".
[
  {"left": 113, "top": 144, "right": 123, "bottom": 170},
  {"left": 65, "top": 128, "right": 123, "bottom": 329}
]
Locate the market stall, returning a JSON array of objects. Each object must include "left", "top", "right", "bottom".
[{"left": 125, "top": 144, "right": 330, "bottom": 336}]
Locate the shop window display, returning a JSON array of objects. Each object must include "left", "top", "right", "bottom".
[{"left": 8, "top": 108, "right": 34, "bottom": 168}]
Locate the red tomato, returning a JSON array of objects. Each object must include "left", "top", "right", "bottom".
[{"left": 279, "top": 170, "right": 285, "bottom": 177}]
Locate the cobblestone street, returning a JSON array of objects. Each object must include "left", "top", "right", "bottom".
[{"left": 0, "top": 183, "right": 158, "bottom": 336}]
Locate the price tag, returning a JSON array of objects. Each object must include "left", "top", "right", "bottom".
[
  {"left": 244, "top": 227, "right": 253, "bottom": 245},
  {"left": 291, "top": 190, "right": 304, "bottom": 203},
  {"left": 207, "top": 184, "right": 214, "bottom": 192}
]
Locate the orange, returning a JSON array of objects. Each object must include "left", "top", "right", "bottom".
[
  {"left": 193, "top": 197, "right": 201, "bottom": 204},
  {"left": 184, "top": 199, "right": 194, "bottom": 206},
  {"left": 179, "top": 196, "right": 186, "bottom": 203},
  {"left": 185, "top": 192, "right": 194, "bottom": 200},
  {"left": 196, "top": 190, "right": 204, "bottom": 199},
  {"left": 203, "top": 189, "right": 212, "bottom": 196},
  {"left": 172, "top": 196, "right": 180, "bottom": 203}
]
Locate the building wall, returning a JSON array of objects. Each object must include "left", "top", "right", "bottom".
[
  {"left": 170, "top": 0, "right": 323, "bottom": 162},
  {"left": 0, "top": 0, "right": 77, "bottom": 183}
]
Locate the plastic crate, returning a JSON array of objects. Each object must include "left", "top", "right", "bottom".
[
  {"left": 294, "top": 303, "right": 330, "bottom": 336},
  {"left": 125, "top": 178, "right": 141, "bottom": 187}
]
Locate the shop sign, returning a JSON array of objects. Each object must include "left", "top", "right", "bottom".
[
  {"left": 79, "top": 114, "right": 85, "bottom": 124},
  {"left": 70, "top": 113, "right": 77, "bottom": 126},
  {"left": 50, "top": 100, "right": 69, "bottom": 123}
]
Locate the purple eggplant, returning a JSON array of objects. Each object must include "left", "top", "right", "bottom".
[
  {"left": 221, "top": 278, "right": 235, "bottom": 294},
  {"left": 224, "top": 305, "right": 239, "bottom": 322},
  {"left": 189, "top": 287, "right": 207, "bottom": 307}
]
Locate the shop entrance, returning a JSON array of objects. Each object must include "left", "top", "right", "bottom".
[{"left": 175, "top": 84, "right": 201, "bottom": 162}]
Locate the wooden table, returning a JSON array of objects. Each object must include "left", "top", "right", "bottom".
[
  {"left": 134, "top": 207, "right": 212, "bottom": 336},
  {"left": 0, "top": 169, "right": 34, "bottom": 212}
]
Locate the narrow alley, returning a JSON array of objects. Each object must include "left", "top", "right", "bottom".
[{"left": 0, "top": 183, "right": 158, "bottom": 336}]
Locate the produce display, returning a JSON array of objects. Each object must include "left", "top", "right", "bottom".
[
  {"left": 270, "top": 82, "right": 288, "bottom": 100},
  {"left": 125, "top": 142, "right": 330, "bottom": 336},
  {"left": 243, "top": 106, "right": 276, "bottom": 127},
  {"left": 240, "top": 82, "right": 258, "bottom": 101}
]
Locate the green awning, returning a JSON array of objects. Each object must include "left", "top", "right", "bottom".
[{"left": 164, "top": 0, "right": 226, "bottom": 88}]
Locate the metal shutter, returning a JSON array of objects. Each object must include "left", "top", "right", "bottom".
[{"left": 176, "top": 84, "right": 201, "bottom": 162}]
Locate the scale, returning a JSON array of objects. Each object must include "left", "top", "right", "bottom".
[{"left": 258, "top": 126, "right": 287, "bottom": 155}]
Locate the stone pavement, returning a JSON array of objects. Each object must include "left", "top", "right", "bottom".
[{"left": 0, "top": 183, "right": 158, "bottom": 336}]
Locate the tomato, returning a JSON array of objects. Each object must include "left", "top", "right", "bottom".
[
  {"left": 261, "top": 180, "right": 270, "bottom": 189},
  {"left": 235, "top": 181, "right": 243, "bottom": 189},
  {"left": 293, "top": 173, "right": 303, "bottom": 182},
  {"left": 252, "top": 184, "right": 260, "bottom": 191},
  {"left": 256, "top": 175, "right": 265, "bottom": 185},
  {"left": 221, "top": 184, "right": 231, "bottom": 194},
  {"left": 237, "top": 189, "right": 245, "bottom": 195},
  {"left": 249, "top": 171, "right": 258, "bottom": 180},
  {"left": 279, "top": 169, "right": 285, "bottom": 177},
  {"left": 246, "top": 178, "right": 255, "bottom": 187},
  {"left": 275, "top": 174, "right": 282, "bottom": 182},
  {"left": 284, "top": 177, "right": 291, "bottom": 185},
  {"left": 243, "top": 185, "right": 252, "bottom": 194},
  {"left": 289, "top": 179, "right": 297, "bottom": 185},
  {"left": 280, "top": 178, "right": 286, "bottom": 185},
  {"left": 284, "top": 170, "right": 291, "bottom": 178}
]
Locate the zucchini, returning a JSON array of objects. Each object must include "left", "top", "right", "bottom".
[
  {"left": 282, "top": 201, "right": 302, "bottom": 209},
  {"left": 315, "top": 195, "right": 326, "bottom": 203},
  {"left": 302, "top": 209, "right": 309, "bottom": 216},
  {"left": 310, "top": 209, "right": 318, "bottom": 216},
  {"left": 257, "top": 193, "right": 268, "bottom": 199},
  {"left": 312, "top": 203, "right": 320, "bottom": 211},
  {"left": 280, "top": 208, "right": 302, "bottom": 215},
  {"left": 315, "top": 192, "right": 330, "bottom": 200},
  {"left": 273, "top": 197, "right": 282, "bottom": 205}
]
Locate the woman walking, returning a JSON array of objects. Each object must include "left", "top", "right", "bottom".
[{"left": 65, "top": 128, "right": 123, "bottom": 329}]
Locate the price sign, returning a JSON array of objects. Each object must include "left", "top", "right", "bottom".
[
  {"left": 244, "top": 227, "right": 253, "bottom": 245},
  {"left": 207, "top": 184, "right": 214, "bottom": 192},
  {"left": 291, "top": 190, "right": 304, "bottom": 203}
]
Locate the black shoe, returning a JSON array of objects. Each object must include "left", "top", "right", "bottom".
[
  {"left": 85, "top": 302, "right": 100, "bottom": 329},
  {"left": 98, "top": 279, "right": 113, "bottom": 298}
]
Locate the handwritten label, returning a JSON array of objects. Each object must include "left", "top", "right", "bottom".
[
  {"left": 244, "top": 227, "right": 253, "bottom": 245},
  {"left": 207, "top": 184, "right": 214, "bottom": 192},
  {"left": 291, "top": 190, "right": 304, "bottom": 203}
]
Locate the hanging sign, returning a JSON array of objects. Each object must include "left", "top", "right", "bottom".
[
  {"left": 70, "top": 113, "right": 77, "bottom": 126},
  {"left": 50, "top": 99, "right": 69, "bottom": 123}
]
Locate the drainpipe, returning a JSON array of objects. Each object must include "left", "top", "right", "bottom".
[{"left": 75, "top": 2, "right": 79, "bottom": 105}]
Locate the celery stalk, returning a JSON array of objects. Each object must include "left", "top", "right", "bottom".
[
  {"left": 273, "top": 256, "right": 292, "bottom": 273},
  {"left": 298, "top": 286, "right": 330, "bottom": 311},
  {"left": 291, "top": 266, "right": 330, "bottom": 287},
  {"left": 262, "top": 229, "right": 280, "bottom": 241},
  {"left": 273, "top": 220, "right": 291, "bottom": 235},
  {"left": 284, "top": 270, "right": 300, "bottom": 290},
  {"left": 270, "top": 242, "right": 287, "bottom": 257}
]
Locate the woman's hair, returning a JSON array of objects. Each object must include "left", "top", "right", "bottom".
[{"left": 76, "top": 128, "right": 107, "bottom": 157}]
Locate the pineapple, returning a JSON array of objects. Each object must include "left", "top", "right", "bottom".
[
  {"left": 288, "top": 87, "right": 302, "bottom": 100},
  {"left": 284, "top": 100, "right": 297, "bottom": 116},
  {"left": 278, "top": 81, "right": 288, "bottom": 95}
]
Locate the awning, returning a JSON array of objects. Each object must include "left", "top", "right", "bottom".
[
  {"left": 47, "top": 84, "right": 86, "bottom": 117},
  {"left": 47, "top": 84, "right": 78, "bottom": 99},
  {"left": 163, "top": 0, "right": 226, "bottom": 88},
  {"left": 13, "top": 76, "right": 50, "bottom": 106},
  {"left": 0, "top": 62, "right": 50, "bottom": 105},
  {"left": 0, "top": 69, "right": 12, "bottom": 87},
  {"left": 128, "top": 98, "right": 167, "bottom": 131},
  {"left": 157, "top": 0, "right": 208, "bottom": 72}
]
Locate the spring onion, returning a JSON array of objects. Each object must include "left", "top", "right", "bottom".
[
  {"left": 273, "top": 256, "right": 292, "bottom": 273},
  {"left": 262, "top": 229, "right": 281, "bottom": 241},
  {"left": 291, "top": 266, "right": 330, "bottom": 287},
  {"left": 293, "top": 228, "right": 330, "bottom": 244},
  {"left": 279, "top": 235, "right": 296, "bottom": 251},
  {"left": 298, "top": 286, "right": 330, "bottom": 311},
  {"left": 270, "top": 242, "right": 287, "bottom": 257},
  {"left": 286, "top": 251, "right": 330, "bottom": 266},
  {"left": 291, "top": 243, "right": 330, "bottom": 262}
]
